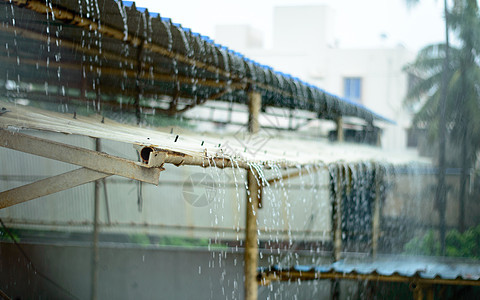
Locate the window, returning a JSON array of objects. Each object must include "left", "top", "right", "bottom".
[{"left": 344, "top": 77, "right": 362, "bottom": 102}]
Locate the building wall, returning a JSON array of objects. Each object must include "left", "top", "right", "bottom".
[
  {"left": 214, "top": 24, "right": 263, "bottom": 52},
  {"left": 214, "top": 5, "right": 416, "bottom": 151},
  {"left": 272, "top": 5, "right": 336, "bottom": 52}
]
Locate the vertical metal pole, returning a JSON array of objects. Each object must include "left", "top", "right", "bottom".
[
  {"left": 91, "top": 138, "right": 101, "bottom": 300},
  {"left": 372, "top": 165, "right": 381, "bottom": 258},
  {"left": 336, "top": 117, "right": 344, "bottom": 142},
  {"left": 245, "top": 91, "right": 261, "bottom": 300}
]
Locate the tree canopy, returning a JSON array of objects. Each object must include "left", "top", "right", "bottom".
[{"left": 404, "top": 0, "right": 480, "bottom": 168}]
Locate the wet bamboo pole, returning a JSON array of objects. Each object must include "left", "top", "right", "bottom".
[
  {"left": 141, "top": 146, "right": 329, "bottom": 171},
  {"left": 413, "top": 285, "right": 424, "bottom": 300},
  {"left": 336, "top": 117, "right": 344, "bottom": 142},
  {"left": 330, "top": 165, "right": 344, "bottom": 300},
  {"left": 258, "top": 269, "right": 480, "bottom": 286},
  {"left": 244, "top": 90, "right": 261, "bottom": 300}
]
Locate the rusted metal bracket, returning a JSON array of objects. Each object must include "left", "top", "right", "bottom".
[{"left": 0, "top": 129, "right": 164, "bottom": 209}]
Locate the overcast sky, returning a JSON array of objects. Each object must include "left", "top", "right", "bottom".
[{"left": 134, "top": 0, "right": 446, "bottom": 52}]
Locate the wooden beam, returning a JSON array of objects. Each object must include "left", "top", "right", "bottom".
[
  {"left": 258, "top": 270, "right": 480, "bottom": 287},
  {"left": 0, "top": 130, "right": 161, "bottom": 184},
  {"left": 0, "top": 168, "right": 109, "bottom": 209}
]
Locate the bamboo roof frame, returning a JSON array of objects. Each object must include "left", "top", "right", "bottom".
[{"left": 0, "top": 0, "right": 393, "bottom": 122}]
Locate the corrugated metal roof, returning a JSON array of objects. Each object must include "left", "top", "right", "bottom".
[
  {"left": 0, "top": 0, "right": 393, "bottom": 124},
  {"left": 259, "top": 257, "right": 480, "bottom": 284}
]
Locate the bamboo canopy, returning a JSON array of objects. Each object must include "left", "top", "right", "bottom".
[{"left": 0, "top": 0, "right": 392, "bottom": 123}]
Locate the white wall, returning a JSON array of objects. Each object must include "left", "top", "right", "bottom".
[
  {"left": 273, "top": 5, "right": 335, "bottom": 52},
  {"left": 214, "top": 24, "right": 263, "bottom": 53},
  {"left": 215, "top": 5, "right": 417, "bottom": 151}
]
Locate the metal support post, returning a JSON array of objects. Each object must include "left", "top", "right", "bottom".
[{"left": 91, "top": 138, "right": 101, "bottom": 300}]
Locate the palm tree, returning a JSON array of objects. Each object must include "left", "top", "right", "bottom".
[
  {"left": 449, "top": 0, "right": 480, "bottom": 232},
  {"left": 405, "top": 0, "right": 451, "bottom": 255},
  {"left": 405, "top": 0, "right": 480, "bottom": 237}
]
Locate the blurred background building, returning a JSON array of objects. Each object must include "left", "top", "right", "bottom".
[{"left": 214, "top": 5, "right": 415, "bottom": 150}]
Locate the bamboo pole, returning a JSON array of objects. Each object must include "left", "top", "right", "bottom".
[
  {"left": 336, "top": 117, "right": 344, "bottom": 142},
  {"left": 141, "top": 146, "right": 329, "bottom": 171},
  {"left": 258, "top": 270, "right": 480, "bottom": 286},
  {"left": 426, "top": 285, "right": 434, "bottom": 300},
  {"left": 244, "top": 91, "right": 261, "bottom": 300},
  {"left": 413, "top": 285, "right": 424, "bottom": 300}
]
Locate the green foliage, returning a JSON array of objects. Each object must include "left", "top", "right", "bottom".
[
  {"left": 404, "top": 225, "right": 480, "bottom": 259},
  {"left": 0, "top": 228, "right": 19, "bottom": 242},
  {"left": 129, "top": 233, "right": 151, "bottom": 246},
  {"left": 157, "top": 236, "right": 227, "bottom": 249},
  {"left": 404, "top": 230, "right": 440, "bottom": 256},
  {"left": 404, "top": 1, "right": 480, "bottom": 168},
  {"left": 157, "top": 236, "right": 206, "bottom": 247},
  {"left": 128, "top": 234, "right": 228, "bottom": 249},
  {"left": 445, "top": 225, "right": 480, "bottom": 259}
]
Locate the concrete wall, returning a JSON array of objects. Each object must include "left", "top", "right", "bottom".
[
  {"left": 215, "top": 5, "right": 416, "bottom": 151},
  {"left": 0, "top": 241, "right": 338, "bottom": 300},
  {"left": 0, "top": 242, "right": 244, "bottom": 299}
]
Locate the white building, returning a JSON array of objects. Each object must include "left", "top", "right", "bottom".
[{"left": 214, "top": 5, "right": 416, "bottom": 150}]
